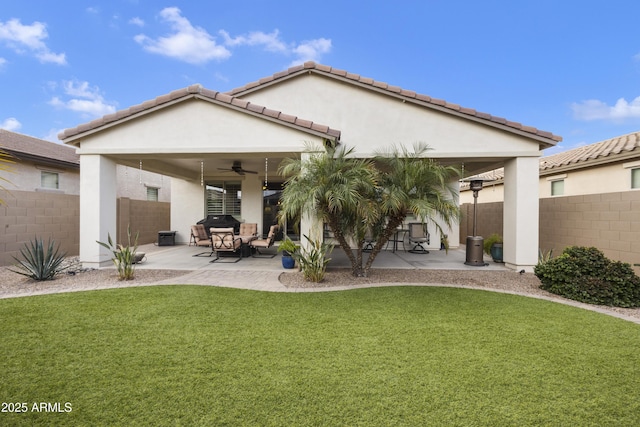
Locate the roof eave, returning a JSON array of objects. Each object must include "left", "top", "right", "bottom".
[
  {"left": 228, "top": 64, "right": 561, "bottom": 147},
  {"left": 60, "top": 92, "right": 341, "bottom": 145}
]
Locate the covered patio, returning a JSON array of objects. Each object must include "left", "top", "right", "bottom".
[
  {"left": 60, "top": 62, "right": 560, "bottom": 273},
  {"left": 134, "top": 242, "right": 509, "bottom": 273}
]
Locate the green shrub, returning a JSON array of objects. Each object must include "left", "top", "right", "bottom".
[
  {"left": 97, "top": 226, "right": 139, "bottom": 281},
  {"left": 296, "top": 235, "right": 333, "bottom": 282},
  {"left": 483, "top": 233, "right": 502, "bottom": 255},
  {"left": 10, "top": 237, "right": 68, "bottom": 281},
  {"left": 534, "top": 246, "right": 640, "bottom": 307}
]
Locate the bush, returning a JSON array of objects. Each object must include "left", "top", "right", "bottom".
[
  {"left": 534, "top": 246, "right": 640, "bottom": 307},
  {"left": 483, "top": 233, "right": 502, "bottom": 255},
  {"left": 10, "top": 237, "right": 68, "bottom": 281},
  {"left": 296, "top": 235, "right": 333, "bottom": 283},
  {"left": 97, "top": 226, "right": 139, "bottom": 281}
]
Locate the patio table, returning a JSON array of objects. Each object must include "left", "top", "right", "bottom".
[
  {"left": 389, "top": 228, "right": 408, "bottom": 253},
  {"left": 237, "top": 235, "right": 258, "bottom": 257}
]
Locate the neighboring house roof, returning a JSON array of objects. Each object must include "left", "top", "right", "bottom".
[
  {"left": 461, "top": 130, "right": 640, "bottom": 189},
  {"left": 228, "top": 61, "right": 562, "bottom": 147},
  {"left": 0, "top": 129, "right": 79, "bottom": 169},
  {"left": 59, "top": 84, "right": 341, "bottom": 143}
]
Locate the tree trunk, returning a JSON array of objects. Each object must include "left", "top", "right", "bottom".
[
  {"left": 326, "top": 217, "right": 366, "bottom": 277},
  {"left": 363, "top": 214, "right": 405, "bottom": 275}
]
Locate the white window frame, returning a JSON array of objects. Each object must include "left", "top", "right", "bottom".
[
  {"left": 41, "top": 171, "right": 59, "bottom": 190},
  {"left": 146, "top": 186, "right": 159, "bottom": 201},
  {"left": 546, "top": 174, "right": 566, "bottom": 197}
]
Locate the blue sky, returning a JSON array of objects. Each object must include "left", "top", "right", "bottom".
[{"left": 1, "top": 1, "right": 640, "bottom": 155}]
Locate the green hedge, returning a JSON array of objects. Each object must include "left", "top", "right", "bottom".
[{"left": 534, "top": 246, "right": 640, "bottom": 308}]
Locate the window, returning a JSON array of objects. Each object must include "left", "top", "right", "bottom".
[
  {"left": 632, "top": 168, "right": 640, "bottom": 189},
  {"left": 146, "top": 187, "right": 159, "bottom": 201},
  {"left": 551, "top": 179, "right": 564, "bottom": 196},
  {"left": 41, "top": 171, "right": 59, "bottom": 189},
  {"left": 206, "top": 181, "right": 241, "bottom": 217}
]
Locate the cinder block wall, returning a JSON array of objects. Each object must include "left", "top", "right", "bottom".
[
  {"left": 459, "top": 201, "right": 504, "bottom": 241},
  {"left": 461, "top": 190, "right": 640, "bottom": 273},
  {"left": 117, "top": 197, "right": 171, "bottom": 246},
  {"left": 539, "top": 191, "right": 640, "bottom": 269},
  {"left": 0, "top": 190, "right": 80, "bottom": 266},
  {"left": 1, "top": 192, "right": 170, "bottom": 266}
]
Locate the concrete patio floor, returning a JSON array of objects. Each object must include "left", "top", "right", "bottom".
[{"left": 134, "top": 243, "right": 509, "bottom": 272}]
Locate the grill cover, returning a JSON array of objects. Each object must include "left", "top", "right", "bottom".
[{"left": 197, "top": 215, "right": 241, "bottom": 235}]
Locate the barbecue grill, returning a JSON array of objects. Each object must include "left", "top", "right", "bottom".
[{"left": 196, "top": 215, "right": 242, "bottom": 236}]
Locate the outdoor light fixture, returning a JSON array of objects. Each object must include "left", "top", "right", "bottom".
[{"left": 463, "top": 178, "right": 488, "bottom": 266}]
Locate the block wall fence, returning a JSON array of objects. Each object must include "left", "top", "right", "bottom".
[
  {"left": 0, "top": 190, "right": 169, "bottom": 266},
  {"left": 461, "top": 190, "right": 640, "bottom": 273}
]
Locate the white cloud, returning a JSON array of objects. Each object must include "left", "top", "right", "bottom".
[
  {"left": 219, "top": 29, "right": 288, "bottom": 52},
  {"left": 220, "top": 29, "right": 332, "bottom": 66},
  {"left": 0, "top": 18, "right": 66, "bottom": 65},
  {"left": 290, "top": 38, "right": 332, "bottom": 66},
  {"left": 0, "top": 117, "right": 21, "bottom": 131},
  {"left": 0, "top": 57, "right": 6, "bottom": 68},
  {"left": 129, "top": 17, "right": 145, "bottom": 27},
  {"left": 135, "top": 8, "right": 332, "bottom": 66},
  {"left": 134, "top": 7, "right": 230, "bottom": 64},
  {"left": 43, "top": 128, "right": 64, "bottom": 143},
  {"left": 572, "top": 96, "right": 640, "bottom": 121},
  {"left": 49, "top": 80, "right": 116, "bottom": 118}
]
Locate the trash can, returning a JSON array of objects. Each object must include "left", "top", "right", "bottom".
[
  {"left": 464, "top": 236, "right": 486, "bottom": 266},
  {"left": 158, "top": 231, "right": 176, "bottom": 246}
]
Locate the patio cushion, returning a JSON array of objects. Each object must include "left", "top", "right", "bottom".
[
  {"left": 210, "top": 227, "right": 242, "bottom": 250},
  {"left": 239, "top": 223, "right": 258, "bottom": 237},
  {"left": 191, "top": 224, "right": 208, "bottom": 241}
]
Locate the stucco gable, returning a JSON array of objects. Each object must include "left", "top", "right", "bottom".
[
  {"left": 59, "top": 84, "right": 340, "bottom": 145},
  {"left": 228, "top": 62, "right": 561, "bottom": 148}
]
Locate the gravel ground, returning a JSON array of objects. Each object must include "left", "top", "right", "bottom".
[{"left": 2, "top": 258, "right": 640, "bottom": 322}]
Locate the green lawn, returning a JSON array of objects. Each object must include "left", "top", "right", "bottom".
[{"left": 1, "top": 285, "right": 639, "bottom": 426}]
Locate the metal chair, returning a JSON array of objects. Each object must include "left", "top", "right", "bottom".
[
  {"left": 209, "top": 227, "right": 243, "bottom": 263},
  {"left": 249, "top": 224, "right": 279, "bottom": 258},
  {"left": 408, "top": 222, "right": 430, "bottom": 254},
  {"left": 191, "top": 224, "right": 213, "bottom": 257}
]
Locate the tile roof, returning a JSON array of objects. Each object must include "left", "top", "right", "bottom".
[
  {"left": 461, "top": 130, "right": 640, "bottom": 188},
  {"left": 59, "top": 84, "right": 341, "bottom": 142},
  {"left": 0, "top": 129, "right": 79, "bottom": 167},
  {"left": 227, "top": 62, "right": 562, "bottom": 145},
  {"left": 539, "top": 131, "right": 640, "bottom": 171}
]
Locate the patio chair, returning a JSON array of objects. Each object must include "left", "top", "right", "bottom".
[
  {"left": 190, "top": 224, "right": 213, "bottom": 257},
  {"left": 363, "top": 229, "right": 375, "bottom": 252},
  {"left": 238, "top": 222, "right": 258, "bottom": 237},
  {"left": 209, "top": 227, "right": 243, "bottom": 263},
  {"left": 408, "top": 222, "right": 430, "bottom": 254},
  {"left": 249, "top": 224, "right": 279, "bottom": 258}
]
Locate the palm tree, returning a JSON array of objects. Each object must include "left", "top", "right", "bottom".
[
  {"left": 278, "top": 142, "right": 460, "bottom": 278},
  {"left": 278, "top": 143, "right": 379, "bottom": 276},
  {"left": 362, "top": 143, "right": 461, "bottom": 272}
]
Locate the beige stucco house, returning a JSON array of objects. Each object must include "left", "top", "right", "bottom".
[
  {"left": 459, "top": 131, "right": 640, "bottom": 270},
  {"left": 59, "top": 62, "right": 561, "bottom": 272},
  {"left": 0, "top": 129, "right": 171, "bottom": 265},
  {"left": 460, "top": 131, "right": 640, "bottom": 203}
]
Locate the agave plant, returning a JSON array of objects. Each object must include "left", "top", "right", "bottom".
[
  {"left": 10, "top": 237, "right": 68, "bottom": 281},
  {"left": 96, "top": 226, "right": 139, "bottom": 281}
]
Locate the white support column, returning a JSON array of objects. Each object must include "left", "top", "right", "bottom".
[
  {"left": 171, "top": 178, "right": 204, "bottom": 244},
  {"left": 503, "top": 156, "right": 540, "bottom": 272},
  {"left": 296, "top": 151, "right": 325, "bottom": 250},
  {"left": 80, "top": 155, "right": 117, "bottom": 269}
]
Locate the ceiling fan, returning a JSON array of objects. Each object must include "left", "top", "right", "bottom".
[{"left": 217, "top": 160, "right": 258, "bottom": 175}]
